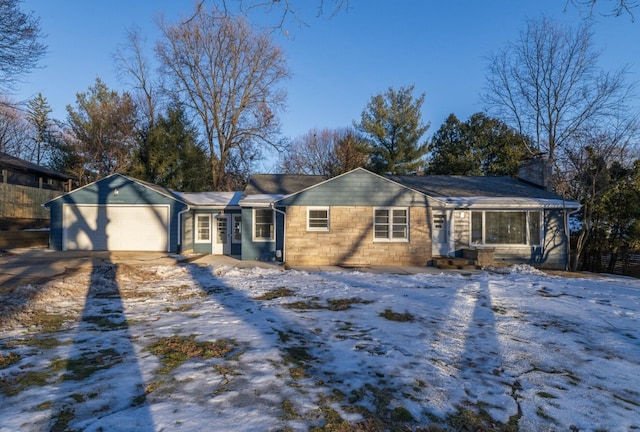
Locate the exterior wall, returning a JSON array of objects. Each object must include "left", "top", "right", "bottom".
[
  {"left": 189, "top": 209, "right": 242, "bottom": 255},
  {"left": 46, "top": 175, "right": 186, "bottom": 252},
  {"left": 241, "top": 207, "right": 284, "bottom": 261},
  {"left": 450, "top": 208, "right": 569, "bottom": 269},
  {"left": 284, "top": 206, "right": 431, "bottom": 266}
]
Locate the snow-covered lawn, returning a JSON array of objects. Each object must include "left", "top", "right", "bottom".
[{"left": 1, "top": 263, "right": 639, "bottom": 431}]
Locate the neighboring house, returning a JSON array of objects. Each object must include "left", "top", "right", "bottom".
[
  {"left": 43, "top": 162, "right": 580, "bottom": 269},
  {"left": 1, "top": 152, "right": 73, "bottom": 230}
]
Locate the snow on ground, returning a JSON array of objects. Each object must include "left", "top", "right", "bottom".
[{"left": 1, "top": 263, "right": 639, "bottom": 431}]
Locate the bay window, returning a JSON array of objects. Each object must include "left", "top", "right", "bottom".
[{"left": 471, "top": 210, "right": 541, "bottom": 245}]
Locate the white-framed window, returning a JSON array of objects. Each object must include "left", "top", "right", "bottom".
[
  {"left": 307, "top": 207, "right": 329, "bottom": 231},
  {"left": 374, "top": 207, "right": 409, "bottom": 242},
  {"left": 471, "top": 210, "right": 542, "bottom": 245},
  {"left": 196, "top": 214, "right": 211, "bottom": 243},
  {"left": 253, "top": 208, "right": 274, "bottom": 242},
  {"left": 232, "top": 214, "right": 242, "bottom": 243}
]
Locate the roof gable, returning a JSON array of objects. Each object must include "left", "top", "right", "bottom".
[
  {"left": 276, "top": 168, "right": 424, "bottom": 207},
  {"left": 44, "top": 173, "right": 186, "bottom": 207}
]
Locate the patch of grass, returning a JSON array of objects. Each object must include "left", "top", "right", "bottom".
[
  {"left": 0, "top": 352, "right": 20, "bottom": 369},
  {"left": 83, "top": 315, "right": 127, "bottom": 331},
  {"left": 282, "top": 399, "right": 299, "bottom": 420},
  {"left": 391, "top": 406, "right": 414, "bottom": 422},
  {"left": 309, "top": 406, "right": 350, "bottom": 432},
  {"left": 283, "top": 346, "right": 315, "bottom": 365},
  {"left": 5, "top": 336, "right": 71, "bottom": 350},
  {"left": 327, "top": 297, "right": 372, "bottom": 311},
  {"left": 147, "top": 334, "right": 236, "bottom": 374},
  {"left": 613, "top": 393, "right": 640, "bottom": 407},
  {"left": 254, "top": 287, "right": 295, "bottom": 300},
  {"left": 289, "top": 366, "right": 305, "bottom": 379},
  {"left": 283, "top": 300, "right": 325, "bottom": 310},
  {"left": 447, "top": 405, "right": 519, "bottom": 432},
  {"left": 537, "top": 391, "right": 558, "bottom": 399},
  {"left": 49, "top": 407, "right": 76, "bottom": 432},
  {"left": 379, "top": 308, "right": 414, "bottom": 322},
  {"left": 27, "top": 312, "right": 69, "bottom": 332},
  {"left": 62, "top": 348, "right": 123, "bottom": 380},
  {"left": 0, "top": 371, "right": 51, "bottom": 396}
]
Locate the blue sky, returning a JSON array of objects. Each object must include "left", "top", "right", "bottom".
[{"left": 16, "top": 0, "right": 640, "bottom": 169}]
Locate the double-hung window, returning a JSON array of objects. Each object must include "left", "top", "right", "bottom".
[
  {"left": 253, "top": 208, "right": 274, "bottom": 241},
  {"left": 307, "top": 207, "right": 329, "bottom": 231},
  {"left": 196, "top": 215, "right": 211, "bottom": 243},
  {"left": 471, "top": 210, "right": 541, "bottom": 245},
  {"left": 374, "top": 207, "right": 408, "bottom": 241}
]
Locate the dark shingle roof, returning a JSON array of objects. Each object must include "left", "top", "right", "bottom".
[
  {"left": 243, "top": 174, "right": 327, "bottom": 196},
  {"left": 386, "top": 175, "right": 566, "bottom": 200},
  {"left": 0, "top": 151, "right": 72, "bottom": 180}
]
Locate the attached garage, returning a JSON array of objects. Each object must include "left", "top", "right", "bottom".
[{"left": 45, "top": 174, "right": 187, "bottom": 252}]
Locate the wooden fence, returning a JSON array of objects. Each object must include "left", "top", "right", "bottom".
[
  {"left": 0, "top": 183, "right": 62, "bottom": 230},
  {"left": 580, "top": 252, "right": 640, "bottom": 279}
]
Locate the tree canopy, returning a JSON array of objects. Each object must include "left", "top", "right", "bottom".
[
  {"left": 156, "top": 4, "right": 290, "bottom": 190},
  {"left": 356, "top": 85, "right": 429, "bottom": 175},
  {"left": 427, "top": 113, "right": 534, "bottom": 176}
]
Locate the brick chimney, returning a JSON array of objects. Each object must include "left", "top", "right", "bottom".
[{"left": 518, "top": 156, "right": 553, "bottom": 190}]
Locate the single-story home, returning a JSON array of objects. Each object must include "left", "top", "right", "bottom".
[{"left": 44, "top": 161, "right": 580, "bottom": 269}]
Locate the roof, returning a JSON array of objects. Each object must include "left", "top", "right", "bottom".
[
  {"left": 243, "top": 174, "right": 327, "bottom": 196},
  {"left": 175, "top": 191, "right": 243, "bottom": 207},
  {"left": 387, "top": 175, "right": 566, "bottom": 200},
  {"left": 0, "top": 151, "right": 72, "bottom": 180}
]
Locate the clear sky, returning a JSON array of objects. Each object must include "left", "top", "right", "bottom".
[{"left": 15, "top": 0, "right": 640, "bottom": 170}]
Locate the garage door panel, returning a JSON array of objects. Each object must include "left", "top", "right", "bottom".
[{"left": 63, "top": 205, "right": 169, "bottom": 251}]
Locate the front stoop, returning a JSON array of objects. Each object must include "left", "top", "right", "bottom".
[{"left": 433, "top": 257, "right": 482, "bottom": 270}]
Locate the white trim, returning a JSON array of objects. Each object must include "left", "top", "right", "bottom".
[
  {"left": 307, "top": 206, "right": 330, "bottom": 232},
  {"left": 195, "top": 214, "right": 211, "bottom": 243},
  {"left": 373, "top": 207, "right": 409, "bottom": 242},
  {"left": 253, "top": 208, "right": 275, "bottom": 242}
]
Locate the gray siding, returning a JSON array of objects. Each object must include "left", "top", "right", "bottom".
[
  {"left": 277, "top": 170, "right": 426, "bottom": 207},
  {"left": 241, "top": 207, "right": 284, "bottom": 261},
  {"left": 189, "top": 209, "right": 242, "bottom": 255},
  {"left": 46, "top": 174, "right": 186, "bottom": 252}
]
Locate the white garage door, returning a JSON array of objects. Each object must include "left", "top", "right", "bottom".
[{"left": 63, "top": 204, "right": 170, "bottom": 251}]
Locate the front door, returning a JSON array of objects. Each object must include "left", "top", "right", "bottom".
[
  {"left": 431, "top": 211, "right": 449, "bottom": 256},
  {"left": 213, "top": 214, "right": 232, "bottom": 255}
]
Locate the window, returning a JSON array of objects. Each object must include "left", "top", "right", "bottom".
[
  {"left": 307, "top": 207, "right": 329, "bottom": 231},
  {"left": 374, "top": 208, "right": 408, "bottom": 241},
  {"left": 253, "top": 209, "right": 274, "bottom": 241},
  {"left": 232, "top": 214, "right": 242, "bottom": 243},
  {"left": 471, "top": 211, "right": 542, "bottom": 245},
  {"left": 196, "top": 215, "right": 211, "bottom": 242}
]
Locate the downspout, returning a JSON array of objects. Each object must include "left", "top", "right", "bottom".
[
  {"left": 177, "top": 203, "right": 191, "bottom": 254},
  {"left": 271, "top": 203, "right": 286, "bottom": 263}
]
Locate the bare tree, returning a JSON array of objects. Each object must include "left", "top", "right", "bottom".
[
  {"left": 0, "top": 97, "right": 31, "bottom": 158},
  {"left": 483, "top": 17, "right": 633, "bottom": 164},
  {"left": 278, "top": 127, "right": 368, "bottom": 177},
  {"left": 0, "top": 0, "right": 46, "bottom": 94},
  {"left": 156, "top": 4, "right": 290, "bottom": 190},
  {"left": 114, "top": 26, "right": 158, "bottom": 128},
  {"left": 566, "top": 0, "right": 638, "bottom": 20}
]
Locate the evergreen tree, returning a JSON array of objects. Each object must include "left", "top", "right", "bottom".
[
  {"left": 357, "top": 85, "right": 428, "bottom": 175},
  {"left": 427, "top": 112, "right": 533, "bottom": 176},
  {"left": 129, "top": 104, "right": 211, "bottom": 192},
  {"left": 25, "top": 93, "right": 53, "bottom": 165}
]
